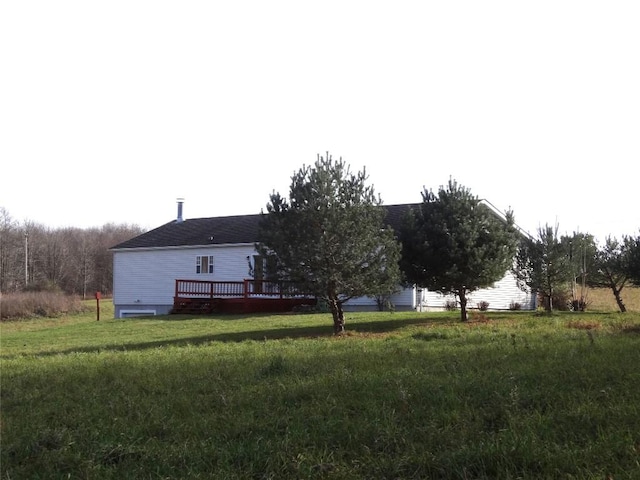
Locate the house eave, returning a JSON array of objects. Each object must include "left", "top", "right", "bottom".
[{"left": 111, "top": 242, "right": 256, "bottom": 253}]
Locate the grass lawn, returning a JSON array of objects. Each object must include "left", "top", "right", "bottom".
[{"left": 1, "top": 301, "right": 640, "bottom": 479}]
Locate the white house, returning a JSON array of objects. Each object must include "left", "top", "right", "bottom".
[{"left": 110, "top": 201, "right": 535, "bottom": 318}]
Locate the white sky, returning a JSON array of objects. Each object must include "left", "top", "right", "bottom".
[{"left": 1, "top": 1, "right": 638, "bottom": 243}]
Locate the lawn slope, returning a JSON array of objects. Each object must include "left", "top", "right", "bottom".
[{"left": 2, "top": 309, "right": 639, "bottom": 479}]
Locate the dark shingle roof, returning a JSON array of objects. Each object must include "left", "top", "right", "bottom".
[
  {"left": 384, "top": 203, "right": 420, "bottom": 232},
  {"left": 111, "top": 204, "right": 420, "bottom": 250},
  {"left": 111, "top": 214, "right": 263, "bottom": 249}
]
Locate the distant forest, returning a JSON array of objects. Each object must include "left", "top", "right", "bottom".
[{"left": 0, "top": 207, "right": 144, "bottom": 297}]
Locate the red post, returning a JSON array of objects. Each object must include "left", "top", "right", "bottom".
[{"left": 95, "top": 291, "right": 101, "bottom": 321}]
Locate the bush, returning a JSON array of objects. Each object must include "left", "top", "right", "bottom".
[
  {"left": 444, "top": 299, "right": 458, "bottom": 311},
  {"left": 539, "top": 289, "right": 573, "bottom": 311},
  {"left": 570, "top": 298, "right": 590, "bottom": 312},
  {"left": 476, "top": 300, "right": 490, "bottom": 311},
  {"left": 509, "top": 301, "right": 522, "bottom": 311},
  {"left": 0, "top": 292, "right": 89, "bottom": 321},
  {"left": 373, "top": 295, "right": 396, "bottom": 312}
]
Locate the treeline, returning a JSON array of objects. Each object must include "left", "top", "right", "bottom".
[
  {"left": 0, "top": 207, "right": 144, "bottom": 298},
  {"left": 512, "top": 227, "right": 640, "bottom": 313}
]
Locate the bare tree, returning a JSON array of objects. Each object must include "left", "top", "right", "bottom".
[
  {"left": 0, "top": 207, "right": 144, "bottom": 296},
  {"left": 0, "top": 208, "right": 23, "bottom": 293}
]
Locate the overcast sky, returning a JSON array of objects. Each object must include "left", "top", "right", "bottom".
[{"left": 1, "top": 1, "right": 638, "bottom": 243}]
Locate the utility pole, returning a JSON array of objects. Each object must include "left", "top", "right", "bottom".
[{"left": 24, "top": 231, "right": 28, "bottom": 286}]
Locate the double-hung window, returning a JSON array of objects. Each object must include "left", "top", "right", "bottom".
[{"left": 196, "top": 255, "right": 214, "bottom": 274}]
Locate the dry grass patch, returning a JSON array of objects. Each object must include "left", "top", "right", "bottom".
[
  {"left": 587, "top": 286, "right": 640, "bottom": 312},
  {"left": 469, "top": 312, "right": 492, "bottom": 324},
  {"left": 0, "top": 291, "right": 90, "bottom": 321},
  {"left": 566, "top": 319, "right": 601, "bottom": 330}
]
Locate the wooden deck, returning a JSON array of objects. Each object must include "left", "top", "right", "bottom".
[{"left": 171, "top": 279, "right": 316, "bottom": 314}]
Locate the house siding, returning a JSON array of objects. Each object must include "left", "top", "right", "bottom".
[
  {"left": 415, "top": 271, "right": 535, "bottom": 311},
  {"left": 112, "top": 244, "right": 256, "bottom": 317},
  {"left": 111, "top": 204, "right": 537, "bottom": 317},
  {"left": 343, "top": 287, "right": 417, "bottom": 311},
  {"left": 343, "top": 271, "right": 534, "bottom": 312},
  {"left": 113, "top": 245, "right": 535, "bottom": 316}
]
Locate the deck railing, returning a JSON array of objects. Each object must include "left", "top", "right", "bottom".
[{"left": 175, "top": 279, "right": 312, "bottom": 299}]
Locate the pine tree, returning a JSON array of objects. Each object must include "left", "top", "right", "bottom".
[
  {"left": 257, "top": 153, "right": 401, "bottom": 334},
  {"left": 512, "top": 223, "right": 572, "bottom": 312},
  {"left": 626, "top": 233, "right": 640, "bottom": 287},
  {"left": 400, "top": 178, "right": 519, "bottom": 321},
  {"left": 588, "top": 236, "right": 632, "bottom": 312}
]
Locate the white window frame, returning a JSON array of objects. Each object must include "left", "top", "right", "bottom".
[{"left": 196, "top": 255, "right": 214, "bottom": 274}]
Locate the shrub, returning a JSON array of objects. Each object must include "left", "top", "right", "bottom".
[
  {"left": 444, "top": 299, "right": 458, "bottom": 311},
  {"left": 509, "top": 301, "right": 522, "bottom": 311},
  {"left": 570, "top": 298, "right": 590, "bottom": 312},
  {"left": 476, "top": 300, "right": 490, "bottom": 311},
  {"left": 0, "top": 292, "right": 88, "bottom": 321},
  {"left": 373, "top": 295, "right": 395, "bottom": 312},
  {"left": 539, "top": 289, "right": 572, "bottom": 311}
]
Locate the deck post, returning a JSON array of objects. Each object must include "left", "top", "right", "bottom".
[{"left": 243, "top": 279, "right": 249, "bottom": 299}]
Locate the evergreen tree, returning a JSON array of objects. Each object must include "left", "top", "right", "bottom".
[
  {"left": 257, "top": 153, "right": 401, "bottom": 334},
  {"left": 512, "top": 223, "right": 572, "bottom": 312},
  {"left": 400, "top": 178, "right": 519, "bottom": 321},
  {"left": 588, "top": 236, "right": 633, "bottom": 312},
  {"left": 624, "top": 233, "right": 640, "bottom": 287}
]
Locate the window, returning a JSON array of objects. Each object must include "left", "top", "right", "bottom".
[
  {"left": 120, "top": 310, "right": 156, "bottom": 318},
  {"left": 196, "top": 255, "right": 214, "bottom": 274}
]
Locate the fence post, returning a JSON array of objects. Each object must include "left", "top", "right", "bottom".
[{"left": 95, "top": 291, "right": 101, "bottom": 321}]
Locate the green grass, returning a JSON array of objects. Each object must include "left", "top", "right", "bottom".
[{"left": 2, "top": 304, "right": 640, "bottom": 479}]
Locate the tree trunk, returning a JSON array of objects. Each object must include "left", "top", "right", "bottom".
[
  {"left": 328, "top": 296, "right": 345, "bottom": 334},
  {"left": 612, "top": 286, "right": 627, "bottom": 313},
  {"left": 545, "top": 287, "right": 553, "bottom": 312},
  {"left": 458, "top": 290, "right": 469, "bottom": 322}
]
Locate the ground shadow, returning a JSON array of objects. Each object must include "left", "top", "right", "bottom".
[{"left": 6, "top": 314, "right": 456, "bottom": 359}]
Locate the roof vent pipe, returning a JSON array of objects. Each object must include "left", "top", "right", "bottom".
[{"left": 176, "top": 198, "right": 184, "bottom": 223}]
